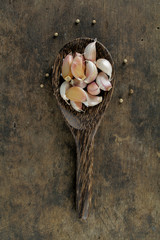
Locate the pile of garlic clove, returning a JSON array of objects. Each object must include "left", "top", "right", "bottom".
[{"left": 60, "top": 39, "right": 112, "bottom": 112}]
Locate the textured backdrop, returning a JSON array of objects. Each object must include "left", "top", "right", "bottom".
[{"left": 0, "top": 0, "right": 160, "bottom": 239}]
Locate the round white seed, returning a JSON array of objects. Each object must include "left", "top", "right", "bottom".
[
  {"left": 54, "top": 32, "right": 58, "bottom": 37},
  {"left": 75, "top": 19, "right": 80, "bottom": 24},
  {"left": 123, "top": 58, "right": 128, "bottom": 64},
  {"left": 119, "top": 98, "right": 123, "bottom": 103}
]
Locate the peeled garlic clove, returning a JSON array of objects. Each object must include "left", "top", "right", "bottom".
[
  {"left": 66, "top": 86, "right": 87, "bottom": 102},
  {"left": 62, "top": 53, "right": 73, "bottom": 82},
  {"left": 71, "top": 78, "right": 87, "bottom": 89},
  {"left": 71, "top": 54, "right": 86, "bottom": 81},
  {"left": 84, "top": 39, "right": 96, "bottom": 61},
  {"left": 96, "top": 72, "right": 112, "bottom": 91},
  {"left": 70, "top": 101, "right": 83, "bottom": 112},
  {"left": 60, "top": 81, "right": 71, "bottom": 104},
  {"left": 84, "top": 60, "right": 98, "bottom": 84},
  {"left": 83, "top": 93, "right": 102, "bottom": 107},
  {"left": 87, "top": 82, "right": 100, "bottom": 96},
  {"left": 96, "top": 59, "right": 112, "bottom": 78}
]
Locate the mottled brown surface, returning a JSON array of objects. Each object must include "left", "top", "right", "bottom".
[{"left": 0, "top": 0, "right": 160, "bottom": 239}]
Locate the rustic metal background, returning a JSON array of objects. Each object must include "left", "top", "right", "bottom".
[{"left": 0, "top": 0, "right": 160, "bottom": 239}]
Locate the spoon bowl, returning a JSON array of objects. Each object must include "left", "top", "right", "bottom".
[{"left": 52, "top": 37, "right": 115, "bottom": 220}]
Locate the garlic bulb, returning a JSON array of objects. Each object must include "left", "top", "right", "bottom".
[
  {"left": 96, "top": 59, "right": 112, "bottom": 78},
  {"left": 96, "top": 72, "right": 112, "bottom": 91},
  {"left": 84, "top": 40, "right": 96, "bottom": 61},
  {"left": 84, "top": 60, "right": 98, "bottom": 84},
  {"left": 71, "top": 53, "right": 86, "bottom": 81},
  {"left": 70, "top": 101, "right": 83, "bottom": 112},
  {"left": 66, "top": 86, "right": 87, "bottom": 102},
  {"left": 83, "top": 93, "right": 102, "bottom": 107},
  {"left": 62, "top": 53, "right": 73, "bottom": 81},
  {"left": 87, "top": 82, "right": 100, "bottom": 95},
  {"left": 60, "top": 81, "right": 71, "bottom": 104},
  {"left": 71, "top": 78, "right": 87, "bottom": 89}
]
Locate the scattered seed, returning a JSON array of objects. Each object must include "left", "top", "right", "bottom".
[
  {"left": 123, "top": 59, "right": 128, "bottom": 64},
  {"left": 40, "top": 84, "right": 44, "bottom": 88},
  {"left": 119, "top": 98, "right": 123, "bottom": 103},
  {"left": 129, "top": 89, "right": 134, "bottom": 95},
  {"left": 45, "top": 73, "right": 49, "bottom": 77},
  {"left": 54, "top": 32, "right": 58, "bottom": 37},
  {"left": 75, "top": 19, "right": 80, "bottom": 24},
  {"left": 92, "top": 19, "right": 96, "bottom": 24}
]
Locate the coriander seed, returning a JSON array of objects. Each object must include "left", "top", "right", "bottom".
[
  {"left": 75, "top": 19, "right": 80, "bottom": 24},
  {"left": 119, "top": 98, "right": 123, "bottom": 104}
]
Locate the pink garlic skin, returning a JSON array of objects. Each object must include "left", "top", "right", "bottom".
[
  {"left": 96, "top": 72, "right": 112, "bottom": 91},
  {"left": 84, "top": 40, "right": 96, "bottom": 62},
  {"left": 87, "top": 82, "right": 100, "bottom": 96},
  {"left": 84, "top": 60, "right": 98, "bottom": 84}
]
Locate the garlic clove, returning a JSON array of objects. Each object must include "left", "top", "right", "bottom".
[
  {"left": 66, "top": 86, "right": 87, "bottom": 102},
  {"left": 84, "top": 39, "right": 96, "bottom": 61},
  {"left": 83, "top": 93, "right": 102, "bottom": 107},
  {"left": 96, "top": 59, "right": 112, "bottom": 78},
  {"left": 75, "top": 52, "right": 85, "bottom": 72},
  {"left": 84, "top": 60, "right": 98, "bottom": 84},
  {"left": 70, "top": 78, "right": 87, "bottom": 89},
  {"left": 62, "top": 53, "right": 73, "bottom": 81},
  {"left": 60, "top": 81, "right": 71, "bottom": 104},
  {"left": 87, "top": 82, "right": 100, "bottom": 95},
  {"left": 71, "top": 54, "right": 86, "bottom": 81},
  {"left": 70, "top": 101, "right": 83, "bottom": 112},
  {"left": 96, "top": 72, "right": 112, "bottom": 91}
]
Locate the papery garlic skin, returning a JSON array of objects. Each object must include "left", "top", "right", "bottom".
[
  {"left": 70, "top": 101, "right": 83, "bottom": 112},
  {"left": 87, "top": 82, "right": 100, "bottom": 95},
  {"left": 96, "top": 59, "right": 112, "bottom": 78},
  {"left": 71, "top": 54, "right": 86, "bottom": 81},
  {"left": 84, "top": 40, "right": 96, "bottom": 62},
  {"left": 71, "top": 78, "right": 87, "bottom": 89},
  {"left": 83, "top": 93, "right": 102, "bottom": 107},
  {"left": 84, "top": 61, "right": 98, "bottom": 84},
  {"left": 62, "top": 53, "right": 73, "bottom": 81},
  {"left": 66, "top": 86, "right": 87, "bottom": 102},
  {"left": 96, "top": 72, "right": 112, "bottom": 91},
  {"left": 60, "top": 81, "right": 71, "bottom": 104}
]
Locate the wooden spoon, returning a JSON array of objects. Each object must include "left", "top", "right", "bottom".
[{"left": 52, "top": 38, "right": 115, "bottom": 220}]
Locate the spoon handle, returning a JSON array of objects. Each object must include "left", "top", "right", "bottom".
[{"left": 73, "top": 129, "right": 95, "bottom": 220}]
